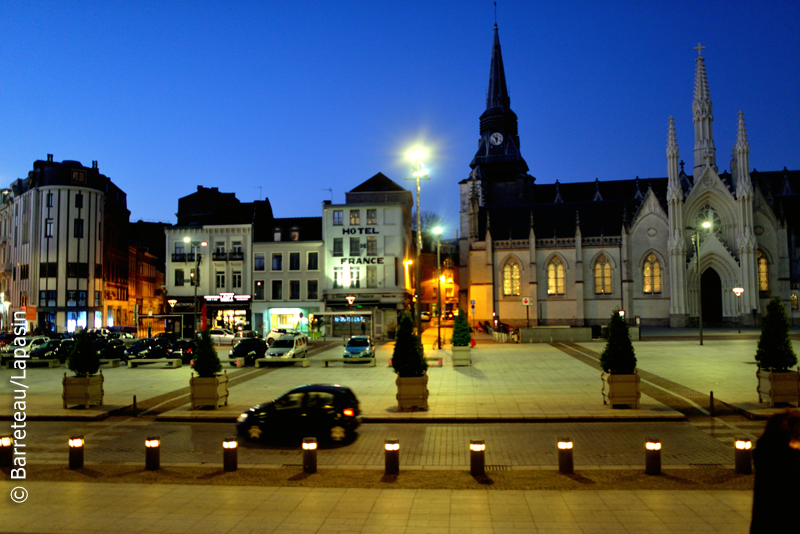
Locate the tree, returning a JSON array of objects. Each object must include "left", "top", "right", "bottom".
[
  {"left": 756, "top": 297, "right": 797, "bottom": 372},
  {"left": 412, "top": 210, "right": 445, "bottom": 251},
  {"left": 451, "top": 308, "right": 472, "bottom": 346},
  {"left": 67, "top": 329, "right": 101, "bottom": 377},
  {"left": 599, "top": 311, "right": 637, "bottom": 374},
  {"left": 392, "top": 311, "right": 427, "bottom": 377},
  {"left": 192, "top": 329, "right": 222, "bottom": 377}
]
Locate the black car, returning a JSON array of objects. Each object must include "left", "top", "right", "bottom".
[
  {"left": 30, "top": 339, "right": 74, "bottom": 363},
  {"left": 236, "top": 384, "right": 361, "bottom": 444},
  {"left": 124, "top": 337, "right": 171, "bottom": 360},
  {"left": 229, "top": 338, "right": 268, "bottom": 366},
  {"left": 167, "top": 339, "right": 198, "bottom": 364},
  {"left": 96, "top": 338, "right": 127, "bottom": 361}
]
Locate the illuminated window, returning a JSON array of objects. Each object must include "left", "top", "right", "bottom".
[
  {"left": 547, "top": 257, "right": 565, "bottom": 295},
  {"left": 367, "top": 265, "right": 378, "bottom": 288},
  {"left": 273, "top": 229, "right": 281, "bottom": 241},
  {"left": 348, "top": 266, "right": 361, "bottom": 288},
  {"left": 367, "top": 209, "right": 377, "bottom": 225},
  {"left": 333, "top": 210, "right": 343, "bottom": 226},
  {"left": 290, "top": 229, "right": 299, "bottom": 241},
  {"left": 333, "top": 266, "right": 343, "bottom": 289},
  {"left": 792, "top": 294, "right": 798, "bottom": 310},
  {"left": 643, "top": 253, "right": 662, "bottom": 294},
  {"left": 758, "top": 251, "right": 769, "bottom": 292},
  {"left": 367, "top": 237, "right": 377, "bottom": 256},
  {"left": 594, "top": 254, "right": 612, "bottom": 294},
  {"left": 45, "top": 218, "right": 53, "bottom": 238},
  {"left": 254, "top": 280, "right": 264, "bottom": 300},
  {"left": 350, "top": 210, "right": 360, "bottom": 225},
  {"left": 503, "top": 260, "right": 520, "bottom": 296}
]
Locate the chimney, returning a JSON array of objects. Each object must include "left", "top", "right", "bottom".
[
  {"left": 92, "top": 161, "right": 98, "bottom": 169},
  {"left": 47, "top": 154, "right": 53, "bottom": 162}
]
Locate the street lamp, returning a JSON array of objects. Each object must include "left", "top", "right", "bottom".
[
  {"left": 346, "top": 295, "right": 356, "bottom": 339},
  {"left": 687, "top": 221, "right": 710, "bottom": 345},
  {"left": 184, "top": 237, "right": 207, "bottom": 337},
  {"left": 405, "top": 147, "right": 430, "bottom": 334},
  {"left": 433, "top": 226, "right": 443, "bottom": 350},
  {"left": 733, "top": 287, "right": 744, "bottom": 333}
]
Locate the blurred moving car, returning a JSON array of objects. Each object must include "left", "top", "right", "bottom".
[
  {"left": 236, "top": 384, "right": 361, "bottom": 444},
  {"left": 265, "top": 334, "right": 308, "bottom": 360},
  {"left": 167, "top": 339, "right": 198, "bottom": 364},
  {"left": 124, "top": 337, "right": 171, "bottom": 360},
  {"left": 266, "top": 328, "right": 299, "bottom": 346},
  {"left": 444, "top": 311, "right": 455, "bottom": 321},
  {"left": 343, "top": 336, "right": 375, "bottom": 360},
  {"left": 229, "top": 338, "right": 268, "bottom": 366},
  {"left": 420, "top": 311, "right": 431, "bottom": 322}
]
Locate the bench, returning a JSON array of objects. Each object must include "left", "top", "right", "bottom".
[
  {"left": 255, "top": 358, "right": 309, "bottom": 368},
  {"left": 220, "top": 358, "right": 245, "bottom": 367},
  {"left": 323, "top": 358, "right": 376, "bottom": 368},
  {"left": 127, "top": 358, "right": 182, "bottom": 368},
  {"left": 425, "top": 357, "right": 443, "bottom": 367},
  {"left": 5, "top": 358, "right": 61, "bottom": 369},
  {"left": 100, "top": 358, "right": 121, "bottom": 368}
]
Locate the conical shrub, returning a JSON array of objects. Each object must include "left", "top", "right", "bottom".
[
  {"left": 392, "top": 311, "right": 427, "bottom": 377},
  {"left": 599, "top": 310, "right": 637, "bottom": 374},
  {"left": 192, "top": 329, "right": 222, "bottom": 377},
  {"left": 755, "top": 297, "right": 797, "bottom": 372}
]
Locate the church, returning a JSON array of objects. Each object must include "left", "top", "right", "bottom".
[{"left": 459, "top": 25, "right": 800, "bottom": 328}]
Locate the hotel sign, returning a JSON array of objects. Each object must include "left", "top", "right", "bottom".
[
  {"left": 203, "top": 293, "right": 251, "bottom": 303},
  {"left": 339, "top": 257, "right": 385, "bottom": 265}
]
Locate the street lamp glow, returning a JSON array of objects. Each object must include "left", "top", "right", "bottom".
[
  {"left": 432, "top": 226, "right": 442, "bottom": 235},
  {"left": 702, "top": 221, "right": 711, "bottom": 229},
  {"left": 183, "top": 236, "right": 190, "bottom": 243},
  {"left": 406, "top": 147, "right": 428, "bottom": 162}
]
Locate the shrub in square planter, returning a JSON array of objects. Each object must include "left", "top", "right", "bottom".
[
  {"left": 755, "top": 297, "right": 799, "bottom": 407},
  {"left": 600, "top": 310, "right": 640, "bottom": 409}
]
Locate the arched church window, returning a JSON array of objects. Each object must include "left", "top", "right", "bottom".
[
  {"left": 643, "top": 253, "right": 662, "bottom": 294},
  {"left": 694, "top": 205, "right": 723, "bottom": 240},
  {"left": 792, "top": 294, "right": 798, "bottom": 310},
  {"left": 758, "top": 251, "right": 769, "bottom": 292},
  {"left": 547, "top": 257, "right": 565, "bottom": 295},
  {"left": 503, "top": 260, "right": 521, "bottom": 296},
  {"left": 594, "top": 254, "right": 612, "bottom": 295}
]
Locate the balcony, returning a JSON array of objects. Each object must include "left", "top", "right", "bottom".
[
  {"left": 212, "top": 252, "right": 228, "bottom": 261},
  {"left": 171, "top": 253, "right": 187, "bottom": 262},
  {"left": 228, "top": 251, "right": 244, "bottom": 261}
]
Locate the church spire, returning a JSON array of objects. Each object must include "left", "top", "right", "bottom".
[
  {"left": 692, "top": 43, "right": 717, "bottom": 172},
  {"left": 486, "top": 24, "right": 510, "bottom": 111},
  {"left": 735, "top": 111, "right": 752, "bottom": 197}
]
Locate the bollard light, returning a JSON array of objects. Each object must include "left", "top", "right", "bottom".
[
  {"left": 645, "top": 438, "right": 661, "bottom": 475},
  {"left": 145, "top": 436, "right": 161, "bottom": 470},
  {"left": 223, "top": 437, "right": 238, "bottom": 472},
  {"left": 734, "top": 438, "right": 752, "bottom": 475},
  {"left": 469, "top": 440, "right": 486, "bottom": 477},
  {"left": 68, "top": 436, "right": 85, "bottom": 470},
  {"left": 0, "top": 435, "right": 13, "bottom": 468},
  {"left": 557, "top": 438, "right": 574, "bottom": 474},
  {"left": 302, "top": 437, "right": 318, "bottom": 474},
  {"left": 384, "top": 438, "right": 400, "bottom": 475}
]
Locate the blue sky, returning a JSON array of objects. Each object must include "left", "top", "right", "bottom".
[{"left": 2, "top": 1, "right": 799, "bottom": 236}]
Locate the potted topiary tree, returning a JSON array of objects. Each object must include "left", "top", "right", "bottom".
[
  {"left": 392, "top": 311, "right": 428, "bottom": 411},
  {"left": 190, "top": 329, "right": 229, "bottom": 409},
  {"left": 451, "top": 308, "right": 472, "bottom": 366},
  {"left": 756, "top": 297, "right": 799, "bottom": 407},
  {"left": 600, "top": 310, "right": 640, "bottom": 408},
  {"left": 63, "top": 330, "right": 104, "bottom": 409}
]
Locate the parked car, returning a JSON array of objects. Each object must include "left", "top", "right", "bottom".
[
  {"left": 236, "top": 384, "right": 361, "bottom": 444},
  {"left": 205, "top": 328, "right": 235, "bottom": 345},
  {"left": 420, "top": 311, "right": 431, "bottom": 322},
  {"left": 266, "top": 328, "right": 299, "bottom": 346},
  {"left": 265, "top": 334, "right": 308, "bottom": 360},
  {"left": 343, "top": 336, "right": 375, "bottom": 360},
  {"left": 155, "top": 331, "right": 180, "bottom": 343},
  {"left": 234, "top": 330, "right": 262, "bottom": 340},
  {"left": 444, "top": 311, "right": 455, "bottom": 321},
  {"left": 96, "top": 338, "right": 127, "bottom": 361},
  {"left": 0, "top": 332, "right": 15, "bottom": 349},
  {"left": 229, "top": 338, "right": 268, "bottom": 366},
  {"left": 124, "top": 337, "right": 171, "bottom": 360},
  {"left": 30, "top": 339, "right": 74, "bottom": 363},
  {"left": 167, "top": 339, "right": 198, "bottom": 364}
]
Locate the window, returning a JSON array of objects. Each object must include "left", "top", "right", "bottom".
[
  {"left": 758, "top": 251, "right": 769, "bottom": 292},
  {"left": 232, "top": 241, "right": 242, "bottom": 253},
  {"left": 643, "top": 253, "right": 662, "bottom": 294},
  {"left": 333, "top": 238, "right": 343, "bottom": 257},
  {"left": 71, "top": 170, "right": 85, "bottom": 184},
  {"left": 43, "top": 218, "right": 53, "bottom": 238},
  {"left": 95, "top": 264, "right": 102, "bottom": 279},
  {"left": 290, "top": 280, "right": 300, "bottom": 300},
  {"left": 39, "top": 262, "right": 57, "bottom": 278},
  {"left": 74, "top": 218, "right": 84, "bottom": 238},
  {"left": 547, "top": 257, "right": 565, "bottom": 295},
  {"left": 367, "top": 209, "right": 377, "bottom": 225},
  {"left": 67, "top": 263, "right": 89, "bottom": 278},
  {"left": 75, "top": 193, "right": 83, "bottom": 208},
  {"left": 289, "top": 252, "right": 300, "bottom": 271},
  {"left": 175, "top": 243, "right": 185, "bottom": 255},
  {"left": 350, "top": 210, "right": 360, "bottom": 225},
  {"left": 67, "top": 290, "right": 77, "bottom": 307},
  {"left": 272, "top": 253, "right": 282, "bottom": 271},
  {"left": 272, "top": 280, "right": 283, "bottom": 300},
  {"left": 291, "top": 230, "right": 299, "bottom": 241},
  {"left": 232, "top": 271, "right": 242, "bottom": 289},
  {"left": 348, "top": 266, "right": 361, "bottom": 288},
  {"left": 333, "top": 266, "right": 343, "bottom": 289},
  {"left": 367, "top": 237, "right": 378, "bottom": 256},
  {"left": 78, "top": 291, "right": 87, "bottom": 307},
  {"left": 254, "top": 254, "right": 265, "bottom": 271},
  {"left": 216, "top": 271, "right": 225, "bottom": 288},
  {"left": 792, "top": 294, "right": 798, "bottom": 310},
  {"left": 333, "top": 210, "right": 343, "bottom": 226},
  {"left": 215, "top": 241, "right": 225, "bottom": 254},
  {"left": 503, "top": 261, "right": 521, "bottom": 296},
  {"left": 175, "top": 269, "right": 185, "bottom": 286},
  {"left": 95, "top": 291, "right": 101, "bottom": 306},
  {"left": 46, "top": 193, "right": 53, "bottom": 207},
  {"left": 308, "top": 252, "right": 319, "bottom": 270},
  {"left": 350, "top": 237, "right": 360, "bottom": 256},
  {"left": 367, "top": 265, "right": 378, "bottom": 288},
  {"left": 307, "top": 280, "right": 318, "bottom": 300},
  {"left": 254, "top": 280, "right": 265, "bottom": 300},
  {"left": 274, "top": 229, "right": 282, "bottom": 241},
  {"left": 594, "top": 254, "right": 612, "bottom": 295},
  {"left": 20, "top": 264, "right": 29, "bottom": 280}
]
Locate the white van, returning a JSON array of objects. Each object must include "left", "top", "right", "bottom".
[{"left": 265, "top": 334, "right": 308, "bottom": 359}]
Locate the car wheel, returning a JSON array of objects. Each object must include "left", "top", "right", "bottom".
[
  {"left": 329, "top": 425, "right": 347, "bottom": 442},
  {"left": 245, "top": 424, "right": 264, "bottom": 442}
]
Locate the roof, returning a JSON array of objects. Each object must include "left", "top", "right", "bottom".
[
  {"left": 348, "top": 172, "right": 407, "bottom": 193},
  {"left": 254, "top": 216, "right": 322, "bottom": 242}
]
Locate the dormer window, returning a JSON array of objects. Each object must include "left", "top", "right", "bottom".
[
  {"left": 274, "top": 229, "right": 282, "bottom": 241},
  {"left": 291, "top": 229, "right": 299, "bottom": 241}
]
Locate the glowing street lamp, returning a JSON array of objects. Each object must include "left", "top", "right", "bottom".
[
  {"left": 733, "top": 287, "right": 744, "bottom": 333},
  {"left": 183, "top": 237, "right": 207, "bottom": 337},
  {"left": 405, "top": 147, "right": 430, "bottom": 334}
]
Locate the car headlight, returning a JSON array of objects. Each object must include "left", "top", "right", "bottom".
[{"left": 236, "top": 413, "right": 249, "bottom": 423}]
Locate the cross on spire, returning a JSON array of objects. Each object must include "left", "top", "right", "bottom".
[{"left": 694, "top": 42, "right": 705, "bottom": 57}]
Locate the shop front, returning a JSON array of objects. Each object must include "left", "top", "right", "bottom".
[{"left": 203, "top": 292, "right": 252, "bottom": 334}]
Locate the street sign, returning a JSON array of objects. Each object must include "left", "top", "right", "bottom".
[
  {"left": 521, "top": 297, "right": 533, "bottom": 306},
  {"left": 470, "top": 300, "right": 475, "bottom": 305},
  {"left": 471, "top": 308, "right": 475, "bottom": 314}
]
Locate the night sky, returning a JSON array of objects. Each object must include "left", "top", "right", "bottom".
[{"left": 2, "top": 1, "right": 798, "bottom": 236}]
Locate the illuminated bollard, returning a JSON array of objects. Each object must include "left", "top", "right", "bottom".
[
  {"left": 302, "top": 437, "right": 318, "bottom": 474},
  {"left": 384, "top": 439, "right": 399, "bottom": 475},
  {"left": 145, "top": 436, "right": 161, "bottom": 470},
  {"left": 0, "top": 436, "right": 13, "bottom": 468},
  {"left": 645, "top": 438, "right": 661, "bottom": 475},
  {"left": 734, "top": 438, "right": 752, "bottom": 475},
  {"left": 222, "top": 437, "right": 238, "bottom": 472},
  {"left": 470, "top": 440, "right": 486, "bottom": 477},
  {"left": 557, "top": 438, "right": 574, "bottom": 474},
  {"left": 68, "top": 436, "right": 85, "bottom": 470}
]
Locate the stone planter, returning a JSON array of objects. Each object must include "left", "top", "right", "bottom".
[
  {"left": 452, "top": 346, "right": 471, "bottom": 367},
  {"left": 63, "top": 371, "right": 104, "bottom": 409},
  {"left": 757, "top": 368, "right": 799, "bottom": 407},
  {"left": 396, "top": 373, "right": 428, "bottom": 411},
  {"left": 601, "top": 371, "right": 640, "bottom": 409},
  {"left": 190, "top": 372, "right": 229, "bottom": 409}
]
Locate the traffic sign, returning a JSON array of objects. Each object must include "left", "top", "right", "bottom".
[
  {"left": 470, "top": 300, "right": 475, "bottom": 305},
  {"left": 521, "top": 297, "right": 533, "bottom": 305}
]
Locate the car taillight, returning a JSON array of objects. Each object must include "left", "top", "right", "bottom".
[
  {"left": 187, "top": 348, "right": 192, "bottom": 353},
  {"left": 343, "top": 408, "right": 354, "bottom": 417}
]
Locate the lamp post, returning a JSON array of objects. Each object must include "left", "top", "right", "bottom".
[
  {"left": 184, "top": 237, "right": 207, "bottom": 338},
  {"left": 346, "top": 295, "right": 355, "bottom": 339},
  {"left": 733, "top": 287, "right": 744, "bottom": 333},
  {"left": 687, "top": 221, "right": 710, "bottom": 345},
  {"left": 405, "top": 147, "right": 430, "bottom": 335},
  {"left": 433, "top": 226, "right": 442, "bottom": 350}
]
